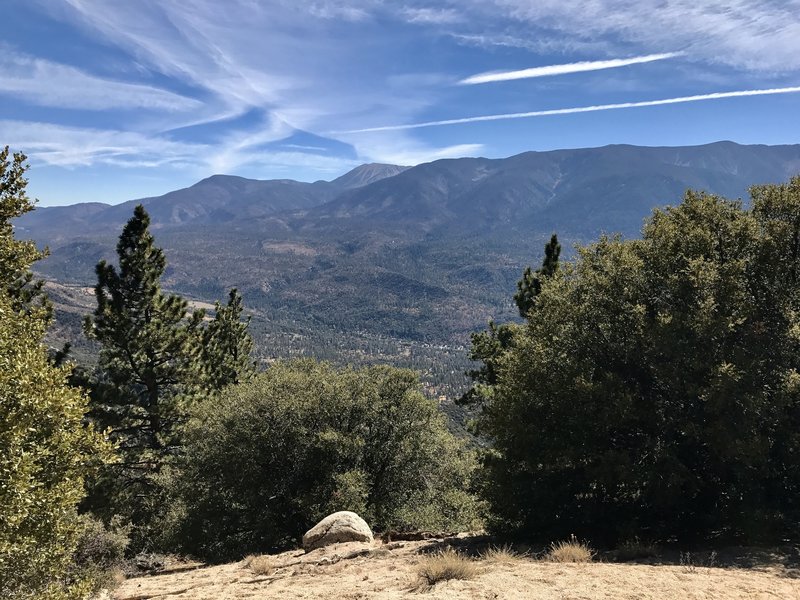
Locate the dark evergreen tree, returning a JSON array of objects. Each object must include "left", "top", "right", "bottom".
[
  {"left": 458, "top": 320, "right": 519, "bottom": 406},
  {"left": 461, "top": 234, "right": 561, "bottom": 407},
  {"left": 513, "top": 234, "right": 561, "bottom": 318},
  {"left": 478, "top": 181, "right": 800, "bottom": 543},
  {"left": 83, "top": 205, "right": 204, "bottom": 531},
  {"left": 201, "top": 287, "right": 255, "bottom": 391}
]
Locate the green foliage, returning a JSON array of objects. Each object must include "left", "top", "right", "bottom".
[
  {"left": 459, "top": 320, "right": 520, "bottom": 407},
  {"left": 0, "top": 148, "right": 110, "bottom": 600},
  {"left": 168, "top": 360, "right": 482, "bottom": 561},
  {"left": 461, "top": 235, "right": 560, "bottom": 407},
  {"left": 201, "top": 287, "right": 255, "bottom": 391},
  {"left": 0, "top": 146, "right": 47, "bottom": 314},
  {"left": 513, "top": 234, "right": 560, "bottom": 318},
  {"left": 0, "top": 292, "right": 110, "bottom": 600},
  {"left": 83, "top": 204, "right": 205, "bottom": 541},
  {"left": 477, "top": 180, "right": 800, "bottom": 543}
]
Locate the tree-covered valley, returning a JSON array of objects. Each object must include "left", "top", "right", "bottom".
[{"left": 20, "top": 141, "right": 800, "bottom": 401}]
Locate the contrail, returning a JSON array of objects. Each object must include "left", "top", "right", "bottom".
[
  {"left": 459, "top": 52, "right": 682, "bottom": 85},
  {"left": 335, "top": 86, "right": 800, "bottom": 134}
]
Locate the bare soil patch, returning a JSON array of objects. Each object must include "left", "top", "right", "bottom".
[
  {"left": 111, "top": 534, "right": 800, "bottom": 600},
  {"left": 261, "top": 241, "right": 318, "bottom": 257}
]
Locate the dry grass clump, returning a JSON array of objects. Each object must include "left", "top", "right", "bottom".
[
  {"left": 615, "top": 537, "right": 659, "bottom": 562},
  {"left": 480, "top": 544, "right": 525, "bottom": 564},
  {"left": 414, "top": 548, "right": 480, "bottom": 590},
  {"left": 242, "top": 554, "right": 273, "bottom": 576},
  {"left": 546, "top": 535, "right": 594, "bottom": 563}
]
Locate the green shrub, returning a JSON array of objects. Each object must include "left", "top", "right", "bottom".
[
  {"left": 475, "top": 179, "right": 800, "bottom": 543},
  {"left": 168, "top": 360, "right": 482, "bottom": 561},
  {"left": 0, "top": 147, "right": 111, "bottom": 600},
  {"left": 0, "top": 296, "right": 111, "bottom": 600}
]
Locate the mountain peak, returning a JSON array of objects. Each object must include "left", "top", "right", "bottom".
[
  {"left": 332, "top": 163, "right": 409, "bottom": 189},
  {"left": 192, "top": 174, "right": 253, "bottom": 187}
]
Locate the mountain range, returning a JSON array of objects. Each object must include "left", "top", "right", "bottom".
[{"left": 18, "top": 141, "right": 800, "bottom": 397}]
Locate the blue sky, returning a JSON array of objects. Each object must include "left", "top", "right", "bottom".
[{"left": 2, "top": 1, "right": 800, "bottom": 206}]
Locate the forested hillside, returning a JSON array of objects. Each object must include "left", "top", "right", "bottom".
[{"left": 19, "top": 142, "right": 800, "bottom": 399}]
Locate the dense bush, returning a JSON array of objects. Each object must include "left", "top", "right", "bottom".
[
  {"left": 0, "top": 292, "right": 108, "bottom": 600},
  {"left": 0, "top": 147, "right": 110, "bottom": 600},
  {"left": 167, "top": 360, "right": 481, "bottom": 561},
  {"left": 476, "top": 178, "right": 800, "bottom": 543}
]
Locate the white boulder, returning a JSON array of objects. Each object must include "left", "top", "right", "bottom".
[{"left": 302, "top": 511, "right": 373, "bottom": 551}]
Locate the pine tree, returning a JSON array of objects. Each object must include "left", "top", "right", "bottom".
[
  {"left": 201, "top": 288, "right": 255, "bottom": 391},
  {"left": 84, "top": 204, "right": 204, "bottom": 491},
  {"left": 513, "top": 234, "right": 561, "bottom": 318},
  {"left": 462, "top": 234, "right": 562, "bottom": 408},
  {"left": 0, "top": 147, "right": 109, "bottom": 599}
]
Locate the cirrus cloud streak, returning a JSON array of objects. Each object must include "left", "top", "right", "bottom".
[
  {"left": 336, "top": 86, "right": 800, "bottom": 133},
  {"left": 459, "top": 52, "right": 682, "bottom": 85}
]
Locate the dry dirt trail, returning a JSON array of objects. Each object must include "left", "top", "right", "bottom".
[{"left": 112, "top": 534, "right": 800, "bottom": 600}]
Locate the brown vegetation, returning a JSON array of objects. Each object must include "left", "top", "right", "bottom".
[
  {"left": 479, "top": 544, "right": 525, "bottom": 564},
  {"left": 414, "top": 548, "right": 480, "bottom": 591},
  {"left": 242, "top": 554, "right": 273, "bottom": 576},
  {"left": 546, "top": 534, "right": 594, "bottom": 563}
]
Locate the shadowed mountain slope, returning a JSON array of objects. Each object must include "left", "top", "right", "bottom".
[
  {"left": 312, "top": 141, "right": 800, "bottom": 236},
  {"left": 16, "top": 162, "right": 409, "bottom": 243}
]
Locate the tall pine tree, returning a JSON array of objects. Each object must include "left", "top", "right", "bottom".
[
  {"left": 201, "top": 287, "right": 255, "bottom": 391},
  {"left": 84, "top": 205, "right": 204, "bottom": 506},
  {"left": 513, "top": 234, "right": 561, "bottom": 318}
]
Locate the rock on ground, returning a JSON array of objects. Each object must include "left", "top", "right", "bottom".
[{"left": 302, "top": 511, "right": 373, "bottom": 551}]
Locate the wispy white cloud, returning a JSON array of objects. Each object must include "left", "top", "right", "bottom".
[
  {"left": 459, "top": 52, "right": 682, "bottom": 85},
  {"left": 0, "top": 120, "right": 200, "bottom": 168},
  {"left": 281, "top": 144, "right": 330, "bottom": 152},
  {"left": 306, "top": 2, "right": 371, "bottom": 21},
  {"left": 476, "top": 0, "right": 800, "bottom": 72},
  {"left": 403, "top": 7, "right": 463, "bottom": 25},
  {"left": 43, "top": 1, "right": 423, "bottom": 131},
  {"left": 204, "top": 115, "right": 295, "bottom": 173},
  {"left": 0, "top": 118, "right": 361, "bottom": 176},
  {"left": 17, "top": 0, "right": 800, "bottom": 184},
  {"left": 337, "top": 86, "right": 800, "bottom": 133},
  {"left": 0, "top": 50, "right": 201, "bottom": 111},
  {"left": 449, "top": 32, "right": 614, "bottom": 56}
]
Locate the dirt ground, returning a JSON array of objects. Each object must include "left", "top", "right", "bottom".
[{"left": 111, "top": 534, "right": 800, "bottom": 600}]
